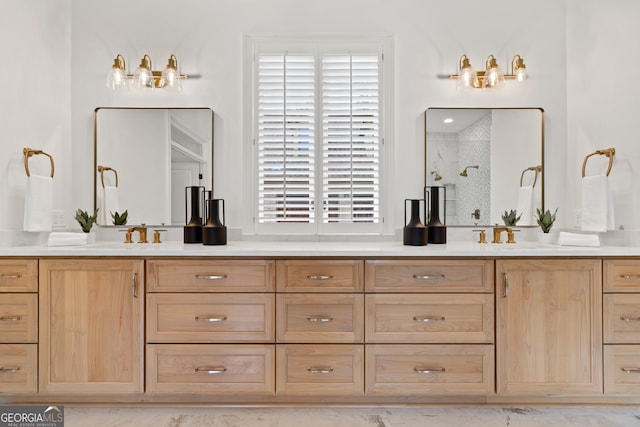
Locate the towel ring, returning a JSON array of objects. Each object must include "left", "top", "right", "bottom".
[
  {"left": 23, "top": 147, "right": 54, "bottom": 178},
  {"left": 582, "top": 147, "right": 615, "bottom": 177},
  {"left": 97, "top": 165, "right": 119, "bottom": 188},
  {"left": 520, "top": 165, "right": 542, "bottom": 188}
]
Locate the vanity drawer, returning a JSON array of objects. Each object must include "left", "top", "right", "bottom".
[
  {"left": 146, "top": 344, "right": 275, "bottom": 394},
  {"left": 0, "top": 344, "right": 37, "bottom": 393},
  {"left": 276, "top": 260, "right": 364, "bottom": 292},
  {"left": 604, "top": 260, "right": 640, "bottom": 292},
  {"left": 365, "top": 294, "right": 493, "bottom": 343},
  {"left": 276, "top": 344, "right": 364, "bottom": 395},
  {"left": 147, "top": 259, "right": 275, "bottom": 292},
  {"left": 365, "top": 344, "right": 494, "bottom": 395},
  {"left": 604, "top": 294, "right": 640, "bottom": 343},
  {"left": 604, "top": 345, "right": 640, "bottom": 394},
  {"left": 276, "top": 294, "right": 364, "bottom": 343},
  {"left": 0, "top": 260, "right": 37, "bottom": 293},
  {"left": 0, "top": 294, "right": 37, "bottom": 343},
  {"left": 147, "top": 293, "right": 275, "bottom": 343},
  {"left": 365, "top": 260, "right": 493, "bottom": 293}
]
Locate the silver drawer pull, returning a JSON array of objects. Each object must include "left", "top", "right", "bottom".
[
  {"left": 195, "top": 316, "right": 227, "bottom": 322},
  {"left": 413, "top": 316, "right": 445, "bottom": 323},
  {"left": 0, "top": 273, "right": 21, "bottom": 279},
  {"left": 307, "top": 315, "right": 334, "bottom": 323},
  {"left": 195, "top": 274, "right": 227, "bottom": 280},
  {"left": 195, "top": 367, "right": 227, "bottom": 374},
  {"left": 307, "top": 275, "right": 333, "bottom": 280},
  {"left": 413, "top": 274, "right": 445, "bottom": 280},
  {"left": 621, "top": 368, "right": 640, "bottom": 374},
  {"left": 307, "top": 367, "right": 334, "bottom": 374},
  {"left": 0, "top": 366, "right": 20, "bottom": 373},
  {"left": 0, "top": 316, "right": 22, "bottom": 322},
  {"left": 621, "top": 316, "right": 640, "bottom": 322},
  {"left": 414, "top": 367, "right": 446, "bottom": 374},
  {"left": 620, "top": 274, "right": 640, "bottom": 280}
]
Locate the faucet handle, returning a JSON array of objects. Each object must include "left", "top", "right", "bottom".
[
  {"left": 153, "top": 229, "right": 168, "bottom": 244},
  {"left": 507, "top": 228, "right": 520, "bottom": 244},
  {"left": 119, "top": 229, "right": 133, "bottom": 244},
  {"left": 472, "top": 229, "right": 487, "bottom": 244}
]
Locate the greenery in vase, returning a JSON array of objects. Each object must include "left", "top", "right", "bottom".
[
  {"left": 74, "top": 208, "right": 98, "bottom": 233},
  {"left": 501, "top": 209, "right": 521, "bottom": 226},
  {"left": 536, "top": 208, "right": 558, "bottom": 233},
  {"left": 111, "top": 210, "right": 128, "bottom": 226}
]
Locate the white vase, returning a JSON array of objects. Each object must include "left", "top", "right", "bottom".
[{"left": 537, "top": 231, "right": 556, "bottom": 244}]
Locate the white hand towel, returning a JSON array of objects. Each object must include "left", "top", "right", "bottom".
[
  {"left": 47, "top": 232, "right": 89, "bottom": 247},
  {"left": 557, "top": 231, "right": 600, "bottom": 247},
  {"left": 23, "top": 175, "right": 53, "bottom": 232},
  {"left": 516, "top": 185, "right": 535, "bottom": 226},
  {"left": 581, "top": 174, "right": 615, "bottom": 232},
  {"left": 100, "top": 185, "right": 120, "bottom": 225}
]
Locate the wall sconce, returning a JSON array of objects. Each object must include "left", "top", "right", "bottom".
[
  {"left": 460, "top": 165, "right": 479, "bottom": 177},
  {"left": 430, "top": 171, "right": 442, "bottom": 181},
  {"left": 448, "top": 54, "right": 527, "bottom": 89},
  {"left": 107, "top": 53, "right": 190, "bottom": 91}
]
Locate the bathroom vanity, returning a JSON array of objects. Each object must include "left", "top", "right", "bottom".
[{"left": 1, "top": 242, "right": 640, "bottom": 404}]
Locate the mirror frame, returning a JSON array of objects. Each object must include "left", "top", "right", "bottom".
[
  {"left": 424, "top": 107, "right": 545, "bottom": 227},
  {"left": 93, "top": 107, "right": 215, "bottom": 226}
]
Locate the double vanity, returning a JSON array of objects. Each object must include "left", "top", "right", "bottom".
[{"left": 2, "top": 240, "right": 640, "bottom": 404}]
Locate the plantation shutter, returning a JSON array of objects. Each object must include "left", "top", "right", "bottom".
[
  {"left": 257, "top": 53, "right": 316, "bottom": 223},
  {"left": 321, "top": 54, "right": 380, "bottom": 224}
]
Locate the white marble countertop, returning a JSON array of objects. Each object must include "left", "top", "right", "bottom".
[{"left": 0, "top": 240, "right": 637, "bottom": 257}]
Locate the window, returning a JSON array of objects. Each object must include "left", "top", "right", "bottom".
[{"left": 247, "top": 35, "right": 390, "bottom": 235}]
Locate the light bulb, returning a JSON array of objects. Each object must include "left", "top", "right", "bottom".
[
  {"left": 483, "top": 55, "right": 504, "bottom": 89},
  {"left": 161, "top": 54, "right": 182, "bottom": 91},
  {"left": 106, "top": 54, "right": 128, "bottom": 91},
  {"left": 133, "top": 55, "right": 154, "bottom": 89}
]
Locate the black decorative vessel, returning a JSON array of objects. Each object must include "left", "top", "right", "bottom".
[
  {"left": 183, "top": 186, "right": 204, "bottom": 243},
  {"left": 426, "top": 186, "right": 447, "bottom": 244},
  {"left": 202, "top": 198, "right": 227, "bottom": 245},
  {"left": 403, "top": 199, "right": 428, "bottom": 246}
]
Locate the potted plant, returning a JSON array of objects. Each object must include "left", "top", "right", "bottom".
[
  {"left": 111, "top": 210, "right": 128, "bottom": 226},
  {"left": 74, "top": 208, "right": 98, "bottom": 233},
  {"left": 501, "top": 209, "right": 521, "bottom": 226},
  {"left": 536, "top": 208, "right": 558, "bottom": 243}
]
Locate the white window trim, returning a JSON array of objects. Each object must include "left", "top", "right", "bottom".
[{"left": 243, "top": 33, "right": 394, "bottom": 238}]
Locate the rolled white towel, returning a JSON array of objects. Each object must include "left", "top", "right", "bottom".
[
  {"left": 47, "top": 232, "right": 89, "bottom": 247},
  {"left": 557, "top": 231, "right": 600, "bottom": 247}
]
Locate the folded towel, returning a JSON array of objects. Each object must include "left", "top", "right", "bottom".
[
  {"left": 47, "top": 232, "right": 89, "bottom": 247},
  {"left": 99, "top": 185, "right": 120, "bottom": 225},
  {"left": 23, "top": 175, "right": 53, "bottom": 232},
  {"left": 516, "top": 185, "right": 535, "bottom": 226},
  {"left": 581, "top": 174, "right": 614, "bottom": 232},
  {"left": 557, "top": 231, "right": 600, "bottom": 247}
]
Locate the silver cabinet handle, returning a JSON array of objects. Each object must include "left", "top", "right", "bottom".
[
  {"left": 0, "top": 273, "right": 21, "bottom": 279},
  {"left": 414, "top": 367, "right": 446, "bottom": 374},
  {"left": 413, "top": 274, "right": 445, "bottom": 280},
  {"left": 0, "top": 366, "right": 20, "bottom": 373},
  {"left": 503, "top": 273, "right": 509, "bottom": 298},
  {"left": 131, "top": 273, "right": 137, "bottom": 298},
  {"left": 620, "top": 274, "right": 640, "bottom": 280},
  {"left": 307, "top": 367, "right": 334, "bottom": 374},
  {"left": 621, "top": 316, "right": 640, "bottom": 322},
  {"left": 0, "top": 316, "right": 22, "bottom": 321},
  {"left": 413, "top": 316, "right": 445, "bottom": 323},
  {"left": 621, "top": 368, "right": 640, "bottom": 374},
  {"left": 195, "top": 367, "right": 227, "bottom": 374},
  {"left": 307, "top": 275, "right": 333, "bottom": 280},
  {"left": 195, "top": 274, "right": 228, "bottom": 280},
  {"left": 195, "top": 316, "right": 227, "bottom": 322},
  {"left": 307, "top": 315, "right": 334, "bottom": 323}
]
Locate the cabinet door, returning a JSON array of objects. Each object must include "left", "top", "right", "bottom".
[
  {"left": 496, "top": 259, "right": 602, "bottom": 396},
  {"left": 39, "top": 259, "right": 144, "bottom": 394}
]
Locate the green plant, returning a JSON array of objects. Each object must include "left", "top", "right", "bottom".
[
  {"left": 536, "top": 208, "right": 558, "bottom": 233},
  {"left": 501, "top": 209, "right": 521, "bottom": 226},
  {"left": 74, "top": 208, "right": 98, "bottom": 233},
  {"left": 111, "top": 210, "right": 128, "bottom": 226}
]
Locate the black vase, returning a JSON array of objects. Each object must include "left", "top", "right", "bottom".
[
  {"left": 202, "top": 199, "right": 227, "bottom": 245},
  {"left": 426, "top": 186, "right": 447, "bottom": 244},
  {"left": 403, "top": 199, "right": 428, "bottom": 246},
  {"left": 183, "top": 186, "right": 204, "bottom": 244}
]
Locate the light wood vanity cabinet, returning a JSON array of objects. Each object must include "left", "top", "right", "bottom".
[
  {"left": 603, "top": 259, "right": 640, "bottom": 394},
  {"left": 496, "top": 259, "right": 603, "bottom": 396},
  {"left": 39, "top": 259, "right": 144, "bottom": 394},
  {"left": 0, "top": 259, "right": 38, "bottom": 394}
]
